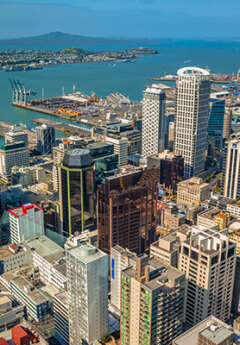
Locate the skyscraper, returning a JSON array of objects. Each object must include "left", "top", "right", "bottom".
[
  {"left": 36, "top": 124, "right": 55, "bottom": 154},
  {"left": 67, "top": 244, "right": 108, "bottom": 345},
  {"left": 222, "top": 134, "right": 240, "bottom": 199},
  {"left": 97, "top": 167, "right": 159, "bottom": 255},
  {"left": 174, "top": 67, "right": 211, "bottom": 178},
  {"left": 59, "top": 149, "right": 95, "bottom": 237},
  {"left": 142, "top": 84, "right": 168, "bottom": 159},
  {"left": 120, "top": 254, "right": 185, "bottom": 345},
  {"left": 208, "top": 98, "right": 225, "bottom": 139},
  {"left": 147, "top": 150, "right": 184, "bottom": 194},
  {"left": 179, "top": 228, "right": 236, "bottom": 327}
]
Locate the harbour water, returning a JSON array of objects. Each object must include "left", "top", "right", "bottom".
[{"left": 0, "top": 40, "right": 240, "bottom": 130}]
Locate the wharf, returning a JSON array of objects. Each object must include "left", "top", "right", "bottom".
[
  {"left": 13, "top": 103, "right": 74, "bottom": 120},
  {"left": 0, "top": 122, "right": 36, "bottom": 147},
  {"left": 31, "top": 118, "right": 91, "bottom": 137}
]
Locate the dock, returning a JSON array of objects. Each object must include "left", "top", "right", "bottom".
[{"left": 31, "top": 118, "right": 91, "bottom": 137}]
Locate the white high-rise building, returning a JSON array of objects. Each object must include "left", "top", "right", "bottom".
[
  {"left": 67, "top": 244, "right": 108, "bottom": 345},
  {"left": 0, "top": 141, "right": 30, "bottom": 182},
  {"left": 8, "top": 203, "right": 44, "bottom": 243},
  {"left": 142, "top": 84, "right": 167, "bottom": 158},
  {"left": 106, "top": 136, "right": 128, "bottom": 166},
  {"left": 5, "top": 124, "right": 28, "bottom": 147},
  {"left": 222, "top": 135, "right": 240, "bottom": 199},
  {"left": 174, "top": 67, "right": 211, "bottom": 178},
  {"left": 110, "top": 245, "right": 137, "bottom": 314}
]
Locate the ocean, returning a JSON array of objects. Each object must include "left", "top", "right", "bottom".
[{"left": 0, "top": 40, "right": 240, "bottom": 132}]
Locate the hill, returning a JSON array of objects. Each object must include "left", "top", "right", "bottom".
[{"left": 0, "top": 31, "right": 160, "bottom": 46}]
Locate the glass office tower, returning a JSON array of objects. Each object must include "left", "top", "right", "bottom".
[{"left": 59, "top": 149, "right": 95, "bottom": 237}]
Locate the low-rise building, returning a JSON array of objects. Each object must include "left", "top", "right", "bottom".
[
  {"left": 227, "top": 201, "right": 240, "bottom": 218},
  {"left": 197, "top": 207, "right": 230, "bottom": 230},
  {"left": 25, "top": 236, "right": 67, "bottom": 290},
  {"left": 0, "top": 244, "right": 31, "bottom": 275},
  {"left": 11, "top": 165, "right": 46, "bottom": 187},
  {"left": 177, "top": 177, "right": 211, "bottom": 207},
  {"left": 0, "top": 296, "right": 24, "bottom": 332},
  {"left": 160, "top": 204, "right": 185, "bottom": 229},
  {"left": 1, "top": 266, "right": 50, "bottom": 322}
]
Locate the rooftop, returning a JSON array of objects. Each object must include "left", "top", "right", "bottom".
[
  {"left": 177, "top": 66, "right": 210, "bottom": 77},
  {"left": 8, "top": 203, "right": 43, "bottom": 218},
  {"left": 54, "top": 290, "right": 69, "bottom": 308},
  {"left": 198, "top": 207, "right": 223, "bottom": 220},
  {"left": 62, "top": 148, "right": 92, "bottom": 168},
  {"left": 123, "top": 257, "right": 184, "bottom": 291},
  {"left": 173, "top": 316, "right": 234, "bottom": 345},
  {"left": 0, "top": 245, "right": 27, "bottom": 261},
  {"left": 67, "top": 244, "right": 107, "bottom": 264},
  {"left": 25, "top": 235, "right": 64, "bottom": 260}
]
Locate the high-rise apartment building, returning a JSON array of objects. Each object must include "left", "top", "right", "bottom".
[
  {"left": 59, "top": 149, "right": 95, "bottom": 237},
  {"left": 97, "top": 167, "right": 159, "bottom": 255},
  {"left": 67, "top": 244, "right": 108, "bottom": 345},
  {"left": 142, "top": 84, "right": 168, "bottom": 158},
  {"left": 5, "top": 125, "right": 28, "bottom": 147},
  {"left": 0, "top": 142, "right": 30, "bottom": 182},
  {"left": 120, "top": 255, "right": 185, "bottom": 345},
  {"left": 222, "top": 135, "right": 240, "bottom": 199},
  {"left": 179, "top": 228, "right": 236, "bottom": 327},
  {"left": 174, "top": 67, "right": 211, "bottom": 178},
  {"left": 106, "top": 136, "right": 128, "bottom": 166},
  {"left": 110, "top": 245, "right": 137, "bottom": 313},
  {"left": 147, "top": 150, "right": 184, "bottom": 194},
  {"left": 8, "top": 203, "right": 44, "bottom": 243},
  {"left": 36, "top": 124, "right": 55, "bottom": 154}
]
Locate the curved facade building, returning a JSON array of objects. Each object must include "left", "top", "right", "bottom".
[
  {"left": 174, "top": 67, "right": 211, "bottom": 178},
  {"left": 59, "top": 149, "right": 95, "bottom": 237}
]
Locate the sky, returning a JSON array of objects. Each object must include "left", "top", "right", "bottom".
[{"left": 0, "top": 0, "right": 240, "bottom": 39}]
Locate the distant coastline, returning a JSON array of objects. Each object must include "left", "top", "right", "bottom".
[{"left": 0, "top": 46, "right": 159, "bottom": 72}]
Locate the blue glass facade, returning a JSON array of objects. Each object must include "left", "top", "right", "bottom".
[{"left": 208, "top": 98, "right": 225, "bottom": 136}]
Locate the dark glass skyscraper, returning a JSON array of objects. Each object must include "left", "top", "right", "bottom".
[
  {"left": 59, "top": 149, "right": 95, "bottom": 237},
  {"left": 97, "top": 167, "right": 159, "bottom": 255}
]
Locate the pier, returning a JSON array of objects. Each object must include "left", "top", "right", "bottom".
[{"left": 31, "top": 118, "right": 91, "bottom": 137}]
